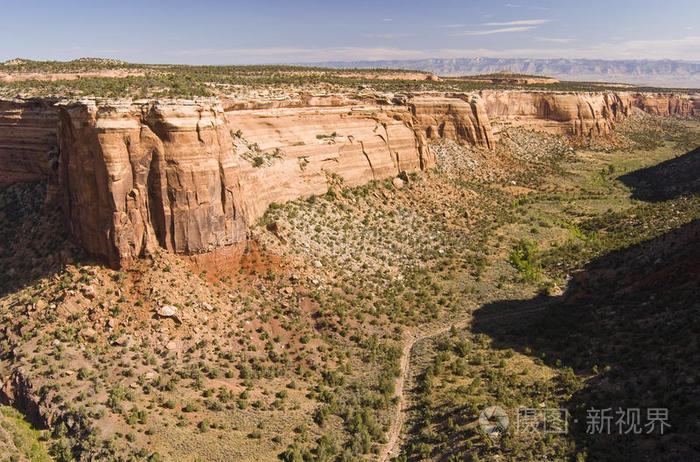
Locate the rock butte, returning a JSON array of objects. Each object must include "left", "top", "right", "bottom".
[{"left": 0, "top": 90, "right": 697, "bottom": 266}]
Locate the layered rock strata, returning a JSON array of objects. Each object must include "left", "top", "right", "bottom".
[
  {"left": 44, "top": 95, "right": 493, "bottom": 265},
  {"left": 481, "top": 90, "right": 696, "bottom": 136},
  {"left": 0, "top": 99, "right": 58, "bottom": 188},
  {"left": 53, "top": 100, "right": 247, "bottom": 267},
  {"left": 0, "top": 90, "right": 696, "bottom": 266}
]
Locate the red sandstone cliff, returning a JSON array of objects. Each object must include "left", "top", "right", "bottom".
[
  {"left": 480, "top": 90, "right": 696, "bottom": 136},
  {"left": 0, "top": 99, "right": 58, "bottom": 188},
  {"left": 480, "top": 91, "right": 632, "bottom": 136},
  {"left": 0, "top": 90, "right": 695, "bottom": 266},
  {"left": 47, "top": 95, "right": 493, "bottom": 265},
  {"left": 53, "top": 100, "right": 248, "bottom": 267}
]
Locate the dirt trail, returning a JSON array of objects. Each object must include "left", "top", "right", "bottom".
[
  {"left": 379, "top": 306, "right": 547, "bottom": 461},
  {"left": 378, "top": 323, "right": 464, "bottom": 462}
]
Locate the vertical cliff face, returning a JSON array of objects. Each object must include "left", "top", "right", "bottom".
[
  {"left": 0, "top": 90, "right": 693, "bottom": 266},
  {"left": 624, "top": 93, "right": 697, "bottom": 116},
  {"left": 226, "top": 102, "right": 421, "bottom": 220},
  {"left": 54, "top": 101, "right": 247, "bottom": 267},
  {"left": 408, "top": 95, "right": 494, "bottom": 149},
  {"left": 480, "top": 91, "right": 632, "bottom": 136},
  {"left": 222, "top": 96, "right": 494, "bottom": 220},
  {"left": 43, "top": 95, "right": 496, "bottom": 265},
  {"left": 0, "top": 99, "right": 58, "bottom": 189},
  {"left": 480, "top": 91, "right": 696, "bottom": 136}
]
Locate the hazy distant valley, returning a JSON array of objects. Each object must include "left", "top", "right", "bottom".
[{"left": 310, "top": 58, "right": 700, "bottom": 88}]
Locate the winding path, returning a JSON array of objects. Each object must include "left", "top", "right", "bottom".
[{"left": 379, "top": 306, "right": 548, "bottom": 462}]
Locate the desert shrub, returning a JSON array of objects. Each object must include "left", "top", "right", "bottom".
[{"left": 508, "top": 238, "right": 541, "bottom": 282}]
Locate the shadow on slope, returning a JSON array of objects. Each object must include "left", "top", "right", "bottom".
[
  {"left": 618, "top": 146, "right": 700, "bottom": 201},
  {"left": 0, "top": 182, "right": 81, "bottom": 297},
  {"left": 473, "top": 220, "right": 700, "bottom": 461}
]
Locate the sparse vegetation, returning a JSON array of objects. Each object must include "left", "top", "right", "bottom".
[{"left": 1, "top": 59, "right": 695, "bottom": 99}]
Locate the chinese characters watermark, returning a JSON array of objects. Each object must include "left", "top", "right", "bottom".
[
  {"left": 481, "top": 405, "right": 670, "bottom": 437},
  {"left": 586, "top": 407, "right": 670, "bottom": 435},
  {"left": 516, "top": 407, "right": 568, "bottom": 434}
]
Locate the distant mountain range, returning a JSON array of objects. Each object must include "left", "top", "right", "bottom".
[{"left": 306, "top": 58, "right": 700, "bottom": 88}]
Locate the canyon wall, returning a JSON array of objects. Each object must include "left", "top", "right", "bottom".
[
  {"left": 481, "top": 90, "right": 696, "bottom": 136},
  {"left": 626, "top": 92, "right": 698, "bottom": 116},
  {"left": 53, "top": 100, "right": 248, "bottom": 267},
  {"left": 227, "top": 95, "right": 493, "bottom": 219},
  {"left": 0, "top": 99, "right": 57, "bottom": 188},
  {"left": 0, "top": 90, "right": 695, "bottom": 266},
  {"left": 44, "top": 95, "right": 493, "bottom": 265}
]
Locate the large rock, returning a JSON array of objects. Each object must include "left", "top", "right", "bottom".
[
  {"left": 481, "top": 90, "right": 631, "bottom": 136},
  {"left": 43, "top": 94, "right": 497, "bottom": 267},
  {"left": 53, "top": 100, "right": 247, "bottom": 267},
  {"left": 407, "top": 95, "right": 494, "bottom": 149},
  {"left": 626, "top": 93, "right": 697, "bottom": 116},
  {"left": 227, "top": 97, "right": 431, "bottom": 219}
]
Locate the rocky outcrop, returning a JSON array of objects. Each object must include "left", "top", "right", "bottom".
[
  {"left": 43, "top": 95, "right": 494, "bottom": 265},
  {"left": 407, "top": 96, "right": 493, "bottom": 149},
  {"left": 0, "top": 99, "right": 58, "bottom": 188},
  {"left": 227, "top": 95, "right": 493, "bottom": 219},
  {"left": 0, "top": 368, "right": 54, "bottom": 429},
  {"left": 625, "top": 93, "right": 697, "bottom": 116},
  {"left": 228, "top": 101, "right": 419, "bottom": 220},
  {"left": 0, "top": 90, "right": 694, "bottom": 266},
  {"left": 54, "top": 100, "right": 247, "bottom": 267},
  {"left": 481, "top": 90, "right": 696, "bottom": 136},
  {"left": 481, "top": 91, "right": 632, "bottom": 136}
]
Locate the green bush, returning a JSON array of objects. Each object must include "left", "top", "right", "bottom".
[{"left": 508, "top": 238, "right": 541, "bottom": 282}]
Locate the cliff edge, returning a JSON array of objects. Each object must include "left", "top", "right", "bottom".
[{"left": 0, "top": 90, "right": 695, "bottom": 266}]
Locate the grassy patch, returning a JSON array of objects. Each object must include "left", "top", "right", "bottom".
[{"left": 0, "top": 406, "right": 52, "bottom": 462}]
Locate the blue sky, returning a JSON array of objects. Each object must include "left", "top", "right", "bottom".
[{"left": 1, "top": 0, "right": 699, "bottom": 63}]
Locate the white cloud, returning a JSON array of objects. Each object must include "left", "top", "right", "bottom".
[
  {"left": 506, "top": 3, "right": 550, "bottom": 10},
  {"left": 452, "top": 26, "right": 536, "bottom": 36},
  {"left": 383, "top": 18, "right": 393, "bottom": 22},
  {"left": 535, "top": 37, "right": 574, "bottom": 43},
  {"left": 483, "top": 19, "right": 549, "bottom": 26},
  {"left": 588, "top": 35, "right": 700, "bottom": 60}
]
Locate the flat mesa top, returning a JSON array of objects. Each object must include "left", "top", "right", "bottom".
[{"left": 1, "top": 59, "right": 696, "bottom": 100}]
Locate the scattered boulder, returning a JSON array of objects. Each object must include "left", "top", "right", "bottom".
[
  {"left": 266, "top": 220, "right": 287, "bottom": 243},
  {"left": 392, "top": 177, "right": 405, "bottom": 189},
  {"left": 157, "top": 305, "right": 178, "bottom": 318},
  {"left": 80, "top": 328, "right": 97, "bottom": 342},
  {"left": 81, "top": 285, "right": 96, "bottom": 300}
]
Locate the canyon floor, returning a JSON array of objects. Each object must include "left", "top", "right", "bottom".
[{"left": 1, "top": 108, "right": 698, "bottom": 461}]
